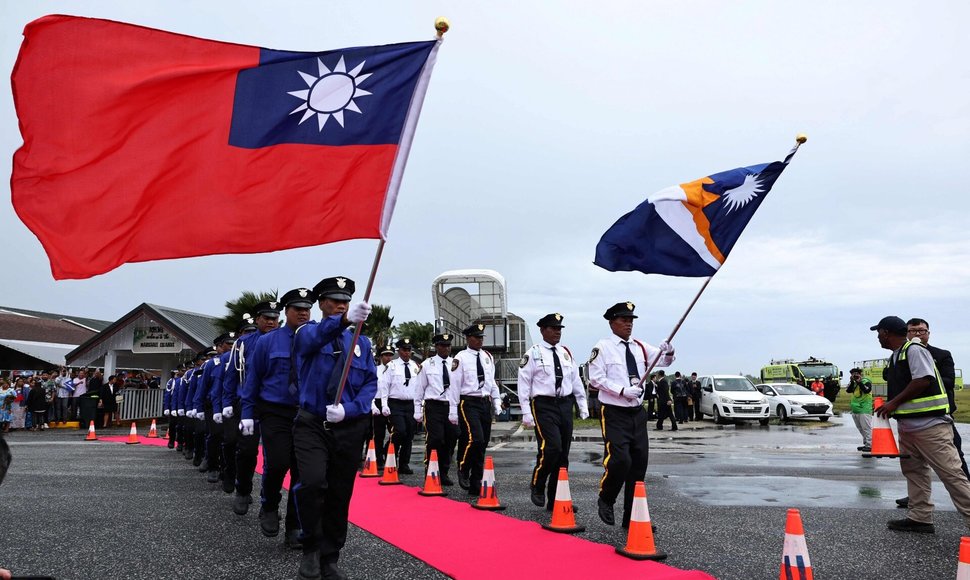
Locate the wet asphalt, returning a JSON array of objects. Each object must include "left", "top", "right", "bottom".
[{"left": 1, "top": 415, "right": 967, "bottom": 579}]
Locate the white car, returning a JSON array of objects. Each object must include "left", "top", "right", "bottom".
[
  {"left": 698, "top": 375, "right": 770, "bottom": 426},
  {"left": 756, "top": 383, "right": 834, "bottom": 422}
]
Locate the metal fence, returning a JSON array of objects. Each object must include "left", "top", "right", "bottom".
[{"left": 118, "top": 388, "right": 164, "bottom": 420}]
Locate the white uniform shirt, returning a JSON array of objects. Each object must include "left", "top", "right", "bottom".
[
  {"left": 412, "top": 355, "right": 454, "bottom": 405},
  {"left": 588, "top": 335, "right": 674, "bottom": 408},
  {"left": 446, "top": 348, "right": 500, "bottom": 411},
  {"left": 517, "top": 341, "right": 588, "bottom": 417},
  {"left": 377, "top": 357, "right": 421, "bottom": 402}
]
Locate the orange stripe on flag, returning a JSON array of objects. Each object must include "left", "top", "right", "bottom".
[{"left": 679, "top": 177, "right": 725, "bottom": 264}]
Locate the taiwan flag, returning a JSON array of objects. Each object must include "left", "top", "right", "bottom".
[
  {"left": 11, "top": 15, "right": 441, "bottom": 279},
  {"left": 594, "top": 144, "right": 799, "bottom": 277}
]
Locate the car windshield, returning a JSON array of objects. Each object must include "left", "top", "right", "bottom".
[
  {"left": 773, "top": 384, "right": 813, "bottom": 396},
  {"left": 713, "top": 378, "right": 756, "bottom": 392},
  {"left": 800, "top": 364, "right": 836, "bottom": 378}
]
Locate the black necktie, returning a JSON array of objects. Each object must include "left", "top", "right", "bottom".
[
  {"left": 550, "top": 346, "right": 563, "bottom": 394},
  {"left": 441, "top": 357, "right": 450, "bottom": 389},
  {"left": 404, "top": 362, "right": 411, "bottom": 386},
  {"left": 624, "top": 341, "right": 639, "bottom": 379},
  {"left": 476, "top": 352, "right": 485, "bottom": 387}
]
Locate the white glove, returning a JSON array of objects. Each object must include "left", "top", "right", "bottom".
[
  {"left": 622, "top": 386, "right": 644, "bottom": 400},
  {"left": 493, "top": 400, "right": 503, "bottom": 416},
  {"left": 448, "top": 411, "right": 459, "bottom": 425},
  {"left": 382, "top": 404, "right": 391, "bottom": 417},
  {"left": 371, "top": 401, "right": 380, "bottom": 416},
  {"left": 177, "top": 409, "right": 185, "bottom": 417},
  {"left": 347, "top": 302, "right": 372, "bottom": 324},
  {"left": 413, "top": 410, "right": 423, "bottom": 422},
  {"left": 196, "top": 410, "right": 205, "bottom": 420},
  {"left": 522, "top": 415, "right": 535, "bottom": 428},
  {"left": 163, "top": 409, "right": 170, "bottom": 416},
  {"left": 222, "top": 406, "right": 234, "bottom": 418},
  {"left": 326, "top": 404, "right": 346, "bottom": 423},
  {"left": 579, "top": 407, "right": 590, "bottom": 420},
  {"left": 213, "top": 413, "right": 223, "bottom": 424},
  {"left": 659, "top": 341, "right": 674, "bottom": 355},
  {"left": 240, "top": 419, "right": 255, "bottom": 436}
]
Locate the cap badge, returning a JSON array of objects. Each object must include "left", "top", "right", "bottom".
[
  {"left": 229, "top": 332, "right": 235, "bottom": 338},
  {"left": 299, "top": 289, "right": 308, "bottom": 298},
  {"left": 477, "top": 324, "right": 484, "bottom": 331},
  {"left": 554, "top": 313, "right": 562, "bottom": 321},
  {"left": 626, "top": 302, "right": 634, "bottom": 310},
  {"left": 336, "top": 277, "right": 347, "bottom": 288},
  {"left": 443, "top": 334, "right": 450, "bottom": 341},
  {"left": 243, "top": 313, "right": 251, "bottom": 319},
  {"left": 269, "top": 302, "right": 277, "bottom": 309},
  {"left": 404, "top": 338, "right": 410, "bottom": 344}
]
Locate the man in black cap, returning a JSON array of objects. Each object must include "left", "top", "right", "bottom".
[
  {"left": 201, "top": 332, "right": 235, "bottom": 483},
  {"left": 871, "top": 316, "right": 970, "bottom": 533},
  {"left": 588, "top": 302, "right": 675, "bottom": 527},
  {"left": 412, "top": 333, "right": 458, "bottom": 485},
  {"left": 447, "top": 322, "right": 503, "bottom": 495},
  {"left": 291, "top": 275, "right": 374, "bottom": 580},
  {"left": 226, "top": 302, "right": 280, "bottom": 514},
  {"left": 377, "top": 338, "right": 421, "bottom": 475},
  {"left": 240, "top": 288, "right": 314, "bottom": 548},
  {"left": 517, "top": 313, "right": 589, "bottom": 510},
  {"left": 217, "top": 315, "right": 258, "bottom": 495}
]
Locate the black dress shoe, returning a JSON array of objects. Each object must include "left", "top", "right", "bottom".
[
  {"left": 887, "top": 518, "right": 934, "bottom": 533},
  {"left": 896, "top": 496, "right": 910, "bottom": 509},
  {"left": 399, "top": 465, "right": 414, "bottom": 475},
  {"left": 531, "top": 486, "right": 545, "bottom": 507},
  {"left": 259, "top": 508, "right": 281, "bottom": 537},
  {"left": 167, "top": 442, "right": 175, "bottom": 449},
  {"left": 198, "top": 459, "right": 209, "bottom": 472},
  {"left": 441, "top": 476, "right": 455, "bottom": 486},
  {"left": 597, "top": 498, "right": 615, "bottom": 526},
  {"left": 192, "top": 455, "right": 203, "bottom": 467},
  {"left": 285, "top": 529, "right": 304, "bottom": 550},
  {"left": 321, "top": 562, "right": 348, "bottom": 580},
  {"left": 222, "top": 477, "right": 235, "bottom": 494},
  {"left": 232, "top": 494, "right": 251, "bottom": 516},
  {"left": 458, "top": 471, "right": 470, "bottom": 490},
  {"left": 298, "top": 550, "right": 321, "bottom": 580},
  {"left": 206, "top": 470, "right": 220, "bottom": 484}
]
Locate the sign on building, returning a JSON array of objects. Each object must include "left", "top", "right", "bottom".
[{"left": 132, "top": 326, "right": 182, "bottom": 353}]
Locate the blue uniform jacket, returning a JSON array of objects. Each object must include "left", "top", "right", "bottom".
[
  {"left": 208, "top": 351, "right": 230, "bottom": 411},
  {"left": 177, "top": 369, "right": 195, "bottom": 411},
  {"left": 193, "top": 357, "right": 217, "bottom": 412},
  {"left": 163, "top": 379, "right": 173, "bottom": 410},
  {"left": 295, "top": 314, "right": 377, "bottom": 419},
  {"left": 183, "top": 368, "right": 200, "bottom": 412},
  {"left": 241, "top": 325, "right": 299, "bottom": 420},
  {"left": 222, "top": 332, "right": 260, "bottom": 410}
]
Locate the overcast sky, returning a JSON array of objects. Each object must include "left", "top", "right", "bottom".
[{"left": 2, "top": 1, "right": 968, "bottom": 380}]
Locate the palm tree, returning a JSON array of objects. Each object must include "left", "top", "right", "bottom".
[
  {"left": 215, "top": 290, "right": 279, "bottom": 334},
  {"left": 391, "top": 320, "right": 435, "bottom": 359},
  {"left": 361, "top": 304, "right": 393, "bottom": 350}
]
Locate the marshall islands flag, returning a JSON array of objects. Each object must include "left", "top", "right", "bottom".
[{"left": 594, "top": 143, "right": 801, "bottom": 277}]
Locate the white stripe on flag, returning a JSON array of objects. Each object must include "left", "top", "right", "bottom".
[{"left": 649, "top": 185, "right": 721, "bottom": 271}]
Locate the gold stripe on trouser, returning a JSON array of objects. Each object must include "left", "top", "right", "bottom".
[
  {"left": 598, "top": 406, "right": 610, "bottom": 492},
  {"left": 530, "top": 399, "right": 546, "bottom": 487},
  {"left": 459, "top": 400, "right": 474, "bottom": 470}
]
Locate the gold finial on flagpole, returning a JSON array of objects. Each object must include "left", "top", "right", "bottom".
[
  {"left": 795, "top": 133, "right": 808, "bottom": 144},
  {"left": 435, "top": 17, "right": 450, "bottom": 38}
]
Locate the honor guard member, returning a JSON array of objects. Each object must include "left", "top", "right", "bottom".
[
  {"left": 205, "top": 332, "right": 235, "bottom": 484},
  {"left": 366, "top": 346, "right": 395, "bottom": 470},
  {"left": 191, "top": 346, "right": 219, "bottom": 471},
  {"left": 412, "top": 333, "right": 458, "bottom": 485},
  {"left": 220, "top": 316, "right": 258, "bottom": 495},
  {"left": 291, "top": 276, "right": 374, "bottom": 580},
  {"left": 181, "top": 353, "right": 207, "bottom": 463},
  {"left": 197, "top": 335, "right": 232, "bottom": 478},
  {"left": 518, "top": 313, "right": 589, "bottom": 510},
  {"left": 377, "top": 338, "right": 421, "bottom": 475},
  {"left": 173, "top": 363, "right": 191, "bottom": 453},
  {"left": 240, "top": 288, "right": 313, "bottom": 548},
  {"left": 163, "top": 368, "right": 181, "bottom": 449},
  {"left": 588, "top": 302, "right": 674, "bottom": 527},
  {"left": 226, "top": 303, "right": 280, "bottom": 514},
  {"left": 447, "top": 322, "right": 503, "bottom": 495}
]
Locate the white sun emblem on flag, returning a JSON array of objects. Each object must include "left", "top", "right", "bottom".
[
  {"left": 721, "top": 173, "right": 768, "bottom": 213},
  {"left": 287, "top": 55, "right": 372, "bottom": 132}
]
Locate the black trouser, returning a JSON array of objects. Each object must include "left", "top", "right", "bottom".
[
  {"left": 674, "top": 397, "right": 688, "bottom": 422},
  {"left": 205, "top": 403, "right": 223, "bottom": 474},
  {"left": 222, "top": 402, "right": 241, "bottom": 486},
  {"left": 530, "top": 395, "right": 575, "bottom": 505},
  {"left": 364, "top": 413, "right": 388, "bottom": 468},
  {"left": 292, "top": 409, "right": 369, "bottom": 561},
  {"left": 387, "top": 399, "right": 416, "bottom": 468},
  {"left": 600, "top": 403, "right": 649, "bottom": 527},
  {"left": 953, "top": 421, "right": 970, "bottom": 480},
  {"left": 236, "top": 424, "right": 260, "bottom": 496},
  {"left": 646, "top": 399, "right": 656, "bottom": 420},
  {"left": 168, "top": 415, "right": 178, "bottom": 447},
  {"left": 258, "top": 402, "right": 300, "bottom": 533},
  {"left": 424, "top": 400, "right": 458, "bottom": 476},
  {"left": 458, "top": 396, "right": 492, "bottom": 491},
  {"left": 656, "top": 400, "right": 677, "bottom": 430},
  {"left": 176, "top": 414, "right": 188, "bottom": 450},
  {"left": 194, "top": 415, "right": 207, "bottom": 459},
  {"left": 693, "top": 395, "right": 704, "bottom": 421}
]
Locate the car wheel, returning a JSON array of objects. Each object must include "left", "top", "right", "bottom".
[
  {"left": 818, "top": 416, "right": 829, "bottom": 422},
  {"left": 713, "top": 406, "right": 726, "bottom": 425},
  {"left": 777, "top": 405, "right": 788, "bottom": 422}
]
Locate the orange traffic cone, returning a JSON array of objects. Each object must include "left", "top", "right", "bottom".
[
  {"left": 418, "top": 450, "right": 447, "bottom": 496},
  {"left": 379, "top": 442, "right": 402, "bottom": 485},
  {"left": 541, "top": 467, "right": 584, "bottom": 533},
  {"left": 615, "top": 481, "right": 666, "bottom": 560},
  {"left": 958, "top": 537, "right": 970, "bottom": 580},
  {"left": 863, "top": 398, "right": 910, "bottom": 458},
  {"left": 472, "top": 456, "right": 506, "bottom": 511},
  {"left": 85, "top": 420, "right": 98, "bottom": 441},
  {"left": 360, "top": 440, "right": 380, "bottom": 478},
  {"left": 779, "top": 508, "right": 813, "bottom": 580},
  {"left": 147, "top": 419, "right": 158, "bottom": 438},
  {"left": 125, "top": 422, "right": 141, "bottom": 445}
]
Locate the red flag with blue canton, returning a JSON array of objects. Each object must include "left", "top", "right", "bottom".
[
  {"left": 594, "top": 145, "right": 799, "bottom": 277},
  {"left": 11, "top": 15, "right": 440, "bottom": 279}
]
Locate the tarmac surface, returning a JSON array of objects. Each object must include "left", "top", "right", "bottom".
[{"left": 2, "top": 414, "right": 968, "bottom": 579}]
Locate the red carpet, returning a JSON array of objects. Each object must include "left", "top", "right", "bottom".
[{"left": 102, "top": 436, "right": 713, "bottom": 579}]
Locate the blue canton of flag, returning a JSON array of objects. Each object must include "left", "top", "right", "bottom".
[
  {"left": 230, "top": 40, "right": 437, "bottom": 148},
  {"left": 594, "top": 145, "right": 799, "bottom": 277}
]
